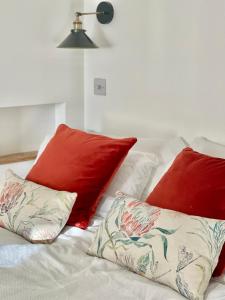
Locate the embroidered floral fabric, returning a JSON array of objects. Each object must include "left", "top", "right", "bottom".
[
  {"left": 88, "top": 193, "right": 225, "bottom": 300},
  {"left": 0, "top": 170, "right": 77, "bottom": 243}
]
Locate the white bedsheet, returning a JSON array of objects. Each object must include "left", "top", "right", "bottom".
[{"left": 0, "top": 218, "right": 224, "bottom": 300}]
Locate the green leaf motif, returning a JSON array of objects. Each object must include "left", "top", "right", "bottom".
[
  {"left": 115, "top": 216, "right": 119, "bottom": 227},
  {"left": 97, "top": 236, "right": 102, "bottom": 256},
  {"left": 117, "top": 239, "right": 133, "bottom": 246},
  {"left": 115, "top": 238, "right": 150, "bottom": 249},
  {"left": 130, "top": 236, "right": 140, "bottom": 242},
  {"left": 176, "top": 273, "right": 194, "bottom": 300},
  {"left": 142, "top": 233, "right": 154, "bottom": 239},
  {"left": 137, "top": 253, "right": 150, "bottom": 274},
  {"left": 160, "top": 235, "right": 168, "bottom": 260},
  {"left": 195, "top": 264, "right": 206, "bottom": 293},
  {"left": 155, "top": 227, "right": 177, "bottom": 235},
  {"left": 96, "top": 226, "right": 103, "bottom": 256}
]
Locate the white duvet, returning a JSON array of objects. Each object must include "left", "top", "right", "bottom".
[{"left": 0, "top": 218, "right": 224, "bottom": 300}]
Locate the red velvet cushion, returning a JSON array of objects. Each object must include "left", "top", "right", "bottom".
[
  {"left": 27, "top": 124, "right": 136, "bottom": 229},
  {"left": 214, "top": 249, "right": 225, "bottom": 276},
  {"left": 147, "top": 147, "right": 225, "bottom": 276}
]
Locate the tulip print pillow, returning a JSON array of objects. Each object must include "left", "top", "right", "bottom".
[
  {"left": 0, "top": 170, "right": 77, "bottom": 243},
  {"left": 88, "top": 193, "right": 225, "bottom": 300}
]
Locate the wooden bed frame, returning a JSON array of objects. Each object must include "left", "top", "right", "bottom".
[{"left": 0, "top": 151, "right": 38, "bottom": 165}]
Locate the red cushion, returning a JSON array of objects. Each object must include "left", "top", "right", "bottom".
[
  {"left": 214, "top": 248, "right": 225, "bottom": 276},
  {"left": 27, "top": 124, "right": 136, "bottom": 229},
  {"left": 147, "top": 147, "right": 225, "bottom": 276}
]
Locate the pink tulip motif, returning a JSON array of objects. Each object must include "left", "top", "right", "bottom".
[
  {"left": 120, "top": 201, "right": 161, "bottom": 237},
  {"left": 0, "top": 182, "right": 24, "bottom": 214}
]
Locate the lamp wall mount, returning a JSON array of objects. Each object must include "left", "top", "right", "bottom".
[
  {"left": 58, "top": 2, "right": 114, "bottom": 49},
  {"left": 73, "top": 2, "right": 114, "bottom": 31}
]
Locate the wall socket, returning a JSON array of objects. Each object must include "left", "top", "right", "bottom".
[{"left": 94, "top": 78, "right": 106, "bottom": 96}]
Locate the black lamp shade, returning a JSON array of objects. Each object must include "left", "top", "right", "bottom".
[{"left": 58, "top": 29, "right": 98, "bottom": 49}]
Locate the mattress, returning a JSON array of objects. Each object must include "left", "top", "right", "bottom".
[{"left": 0, "top": 217, "right": 224, "bottom": 300}]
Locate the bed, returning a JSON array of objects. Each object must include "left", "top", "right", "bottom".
[
  {"left": 0, "top": 133, "right": 224, "bottom": 300},
  {"left": 0, "top": 205, "right": 224, "bottom": 300}
]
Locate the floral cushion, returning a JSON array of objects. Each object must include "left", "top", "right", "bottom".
[
  {"left": 0, "top": 170, "right": 77, "bottom": 243},
  {"left": 88, "top": 193, "right": 225, "bottom": 300}
]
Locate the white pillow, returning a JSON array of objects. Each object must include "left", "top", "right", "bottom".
[
  {"left": 0, "top": 160, "right": 35, "bottom": 180},
  {"left": 96, "top": 151, "right": 158, "bottom": 218},
  {"left": 105, "top": 134, "right": 188, "bottom": 163},
  {"left": 141, "top": 137, "right": 188, "bottom": 200},
  {"left": 98, "top": 136, "right": 188, "bottom": 217},
  {"left": 132, "top": 137, "right": 170, "bottom": 156},
  {"left": 34, "top": 134, "right": 52, "bottom": 164},
  {"left": 140, "top": 160, "right": 173, "bottom": 200},
  {"left": 159, "top": 136, "right": 188, "bottom": 163},
  {"left": 191, "top": 137, "right": 225, "bottom": 159}
]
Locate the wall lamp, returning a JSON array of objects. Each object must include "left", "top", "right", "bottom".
[{"left": 58, "top": 2, "right": 114, "bottom": 49}]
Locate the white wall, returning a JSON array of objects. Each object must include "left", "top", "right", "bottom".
[
  {"left": 84, "top": 0, "right": 225, "bottom": 143},
  {"left": 0, "top": 104, "right": 56, "bottom": 155},
  {"left": 0, "top": 0, "right": 84, "bottom": 154}
]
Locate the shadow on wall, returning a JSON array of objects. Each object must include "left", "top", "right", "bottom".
[{"left": 89, "top": 23, "right": 112, "bottom": 48}]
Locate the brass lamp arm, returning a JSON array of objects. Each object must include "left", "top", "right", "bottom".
[
  {"left": 76, "top": 12, "right": 104, "bottom": 17},
  {"left": 74, "top": 11, "right": 106, "bottom": 31},
  {"left": 74, "top": 12, "right": 104, "bottom": 31}
]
